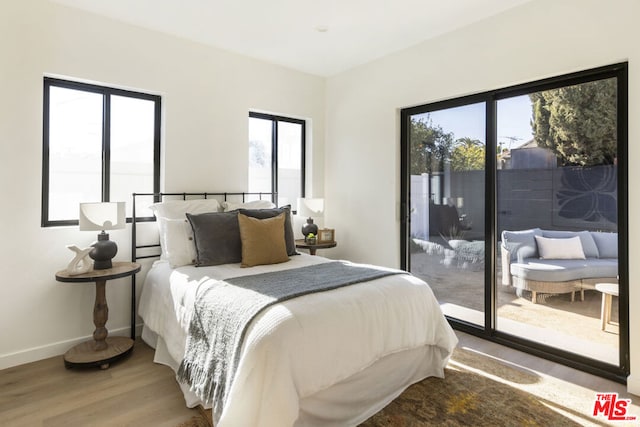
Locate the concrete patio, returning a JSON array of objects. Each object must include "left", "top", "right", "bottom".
[{"left": 410, "top": 249, "right": 619, "bottom": 365}]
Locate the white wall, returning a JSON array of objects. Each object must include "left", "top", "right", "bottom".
[
  {"left": 0, "top": 0, "right": 324, "bottom": 368},
  {"left": 325, "top": 0, "right": 640, "bottom": 394}
]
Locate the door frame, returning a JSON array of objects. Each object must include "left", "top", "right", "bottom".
[{"left": 400, "top": 62, "right": 629, "bottom": 383}]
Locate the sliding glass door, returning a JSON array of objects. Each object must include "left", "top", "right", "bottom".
[
  {"left": 496, "top": 81, "right": 620, "bottom": 365},
  {"left": 401, "top": 63, "right": 628, "bottom": 382},
  {"left": 403, "top": 100, "right": 487, "bottom": 326}
]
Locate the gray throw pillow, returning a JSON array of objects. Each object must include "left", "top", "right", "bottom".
[
  {"left": 591, "top": 231, "right": 618, "bottom": 259},
  {"left": 501, "top": 228, "right": 542, "bottom": 261},
  {"left": 238, "top": 205, "right": 298, "bottom": 256},
  {"left": 186, "top": 211, "right": 242, "bottom": 266}
]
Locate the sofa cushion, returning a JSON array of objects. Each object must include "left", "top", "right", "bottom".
[
  {"left": 502, "top": 228, "right": 542, "bottom": 261},
  {"left": 510, "top": 258, "right": 618, "bottom": 283},
  {"left": 591, "top": 232, "right": 618, "bottom": 259},
  {"left": 541, "top": 230, "right": 599, "bottom": 258}
]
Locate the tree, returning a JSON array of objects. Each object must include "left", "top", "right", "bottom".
[
  {"left": 451, "top": 137, "right": 485, "bottom": 171},
  {"left": 409, "top": 116, "right": 455, "bottom": 175},
  {"left": 530, "top": 78, "right": 617, "bottom": 166},
  {"left": 249, "top": 139, "right": 267, "bottom": 167}
]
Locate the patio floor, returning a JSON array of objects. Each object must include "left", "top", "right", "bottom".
[{"left": 410, "top": 250, "right": 619, "bottom": 365}]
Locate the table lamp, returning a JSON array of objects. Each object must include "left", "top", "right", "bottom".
[
  {"left": 297, "top": 198, "right": 324, "bottom": 237},
  {"left": 79, "top": 202, "right": 125, "bottom": 269}
]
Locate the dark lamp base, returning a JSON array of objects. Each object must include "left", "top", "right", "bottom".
[
  {"left": 92, "top": 259, "right": 113, "bottom": 270},
  {"left": 301, "top": 217, "right": 318, "bottom": 237},
  {"left": 90, "top": 232, "right": 118, "bottom": 270}
]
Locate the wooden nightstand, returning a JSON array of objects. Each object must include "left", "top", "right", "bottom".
[
  {"left": 295, "top": 239, "right": 337, "bottom": 255},
  {"left": 55, "top": 261, "right": 141, "bottom": 369}
]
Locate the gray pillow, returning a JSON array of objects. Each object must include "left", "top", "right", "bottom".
[
  {"left": 501, "top": 228, "right": 542, "bottom": 261},
  {"left": 238, "top": 205, "right": 298, "bottom": 256},
  {"left": 186, "top": 211, "right": 241, "bottom": 266},
  {"left": 591, "top": 231, "right": 618, "bottom": 259}
]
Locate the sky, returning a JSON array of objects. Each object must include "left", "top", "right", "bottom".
[{"left": 414, "top": 95, "right": 534, "bottom": 149}]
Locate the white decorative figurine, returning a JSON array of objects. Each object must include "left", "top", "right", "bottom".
[{"left": 66, "top": 245, "right": 93, "bottom": 275}]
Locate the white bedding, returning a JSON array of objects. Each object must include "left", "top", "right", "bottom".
[{"left": 138, "top": 253, "right": 458, "bottom": 426}]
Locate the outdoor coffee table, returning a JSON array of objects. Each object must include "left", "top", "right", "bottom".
[{"left": 595, "top": 282, "right": 618, "bottom": 331}]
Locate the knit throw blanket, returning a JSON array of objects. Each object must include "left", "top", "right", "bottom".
[{"left": 176, "top": 261, "right": 405, "bottom": 420}]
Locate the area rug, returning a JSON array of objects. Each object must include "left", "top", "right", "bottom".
[
  {"left": 361, "top": 347, "right": 583, "bottom": 427},
  {"left": 178, "top": 346, "right": 635, "bottom": 427}
]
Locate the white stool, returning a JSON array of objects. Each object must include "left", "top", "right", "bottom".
[{"left": 595, "top": 283, "right": 618, "bottom": 331}]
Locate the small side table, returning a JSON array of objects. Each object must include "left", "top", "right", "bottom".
[
  {"left": 56, "top": 261, "right": 141, "bottom": 369},
  {"left": 595, "top": 282, "right": 618, "bottom": 331},
  {"left": 295, "top": 239, "right": 337, "bottom": 256}
]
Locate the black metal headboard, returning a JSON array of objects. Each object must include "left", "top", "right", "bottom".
[{"left": 128, "top": 191, "right": 276, "bottom": 339}]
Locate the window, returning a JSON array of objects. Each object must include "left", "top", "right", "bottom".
[
  {"left": 42, "top": 78, "right": 161, "bottom": 226},
  {"left": 248, "top": 112, "right": 305, "bottom": 208}
]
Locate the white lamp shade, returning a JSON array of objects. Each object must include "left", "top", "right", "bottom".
[
  {"left": 79, "top": 202, "right": 126, "bottom": 231},
  {"left": 297, "top": 198, "right": 324, "bottom": 218}
]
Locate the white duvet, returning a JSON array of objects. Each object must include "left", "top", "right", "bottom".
[{"left": 138, "top": 253, "right": 458, "bottom": 426}]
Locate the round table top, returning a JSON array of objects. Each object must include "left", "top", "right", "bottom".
[
  {"left": 595, "top": 282, "right": 619, "bottom": 296},
  {"left": 295, "top": 239, "right": 337, "bottom": 250},
  {"left": 56, "top": 261, "right": 141, "bottom": 283}
]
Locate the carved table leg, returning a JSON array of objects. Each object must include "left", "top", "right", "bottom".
[
  {"left": 93, "top": 279, "right": 109, "bottom": 351},
  {"left": 58, "top": 262, "right": 140, "bottom": 369}
]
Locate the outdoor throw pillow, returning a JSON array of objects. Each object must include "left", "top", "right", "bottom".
[{"left": 535, "top": 235, "right": 586, "bottom": 260}]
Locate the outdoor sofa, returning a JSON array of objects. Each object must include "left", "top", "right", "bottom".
[{"left": 501, "top": 228, "right": 618, "bottom": 303}]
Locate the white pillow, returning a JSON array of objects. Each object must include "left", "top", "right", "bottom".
[
  {"left": 159, "top": 218, "right": 197, "bottom": 267},
  {"left": 149, "top": 199, "right": 221, "bottom": 219},
  {"left": 149, "top": 199, "right": 222, "bottom": 263},
  {"left": 534, "top": 235, "right": 586, "bottom": 260},
  {"left": 221, "top": 199, "right": 275, "bottom": 211}
]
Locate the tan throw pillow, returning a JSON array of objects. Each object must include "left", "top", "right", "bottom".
[{"left": 238, "top": 212, "right": 289, "bottom": 267}]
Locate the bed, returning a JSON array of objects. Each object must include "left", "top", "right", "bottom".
[{"left": 132, "top": 192, "right": 458, "bottom": 426}]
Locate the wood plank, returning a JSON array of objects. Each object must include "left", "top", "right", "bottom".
[
  {"left": 2, "top": 333, "right": 632, "bottom": 426},
  {"left": 0, "top": 342, "right": 197, "bottom": 426}
]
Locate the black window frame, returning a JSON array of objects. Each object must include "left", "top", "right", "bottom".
[
  {"left": 42, "top": 77, "right": 161, "bottom": 227},
  {"left": 248, "top": 111, "right": 306, "bottom": 208}
]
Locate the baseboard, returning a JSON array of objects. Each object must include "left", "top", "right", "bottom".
[
  {"left": 0, "top": 323, "right": 144, "bottom": 371},
  {"left": 627, "top": 373, "right": 640, "bottom": 397}
]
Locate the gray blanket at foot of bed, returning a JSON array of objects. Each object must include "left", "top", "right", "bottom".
[{"left": 177, "top": 261, "right": 405, "bottom": 420}]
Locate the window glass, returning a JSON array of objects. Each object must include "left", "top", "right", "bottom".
[
  {"left": 248, "top": 117, "right": 273, "bottom": 194},
  {"left": 48, "top": 86, "right": 102, "bottom": 221},
  {"left": 407, "top": 102, "right": 486, "bottom": 326},
  {"left": 248, "top": 113, "right": 305, "bottom": 207},
  {"left": 277, "top": 120, "right": 303, "bottom": 207},
  {"left": 496, "top": 79, "right": 619, "bottom": 365},
  {"left": 110, "top": 95, "right": 157, "bottom": 217}
]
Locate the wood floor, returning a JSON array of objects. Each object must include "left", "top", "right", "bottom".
[
  {"left": 1, "top": 333, "right": 634, "bottom": 427},
  {"left": 0, "top": 341, "right": 200, "bottom": 427}
]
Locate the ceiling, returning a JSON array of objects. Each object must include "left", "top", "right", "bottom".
[{"left": 49, "top": 0, "right": 533, "bottom": 77}]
